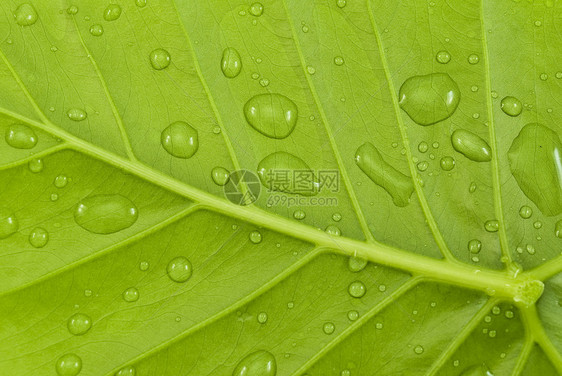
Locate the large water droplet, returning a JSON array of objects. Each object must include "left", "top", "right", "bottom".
[
  {"left": 149, "top": 48, "right": 171, "bottom": 70},
  {"left": 0, "top": 208, "right": 18, "bottom": 239},
  {"left": 55, "top": 353, "right": 82, "bottom": 376},
  {"left": 115, "top": 366, "right": 136, "bottom": 376},
  {"left": 355, "top": 142, "right": 414, "bottom": 207},
  {"left": 15, "top": 3, "right": 37, "bottom": 26},
  {"left": 257, "top": 152, "right": 318, "bottom": 195},
  {"left": 468, "top": 239, "right": 482, "bottom": 254},
  {"left": 212, "top": 166, "right": 230, "bottom": 186},
  {"left": 67, "top": 108, "right": 87, "bottom": 121},
  {"left": 232, "top": 350, "right": 277, "bottom": 376},
  {"left": 5, "top": 124, "right": 37, "bottom": 149},
  {"left": 348, "top": 280, "right": 366, "bottom": 298},
  {"left": 244, "top": 94, "right": 298, "bottom": 139},
  {"left": 221, "top": 47, "right": 242, "bottom": 78},
  {"left": 29, "top": 227, "right": 49, "bottom": 248},
  {"left": 74, "top": 194, "right": 138, "bottom": 234},
  {"left": 508, "top": 123, "right": 562, "bottom": 216},
  {"left": 167, "top": 256, "right": 192, "bottom": 283},
  {"left": 501, "top": 96, "right": 522, "bottom": 117},
  {"left": 161, "top": 121, "right": 198, "bottom": 158},
  {"left": 103, "top": 4, "right": 122, "bottom": 21},
  {"left": 67, "top": 313, "right": 92, "bottom": 336},
  {"left": 451, "top": 129, "right": 491, "bottom": 162},
  {"left": 398, "top": 73, "right": 460, "bottom": 125}
]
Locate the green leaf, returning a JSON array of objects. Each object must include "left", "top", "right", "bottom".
[{"left": 0, "top": 0, "right": 561, "bottom": 375}]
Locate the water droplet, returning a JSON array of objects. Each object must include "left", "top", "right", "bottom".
[
  {"left": 526, "top": 244, "right": 536, "bottom": 255},
  {"left": 325, "top": 225, "right": 341, "bottom": 236},
  {"left": 355, "top": 142, "right": 414, "bottom": 206},
  {"left": 103, "top": 4, "right": 122, "bottom": 21},
  {"left": 417, "top": 161, "right": 428, "bottom": 172},
  {"left": 28, "top": 158, "right": 44, "bottom": 173},
  {"left": 418, "top": 141, "right": 429, "bottom": 153},
  {"left": 293, "top": 210, "right": 306, "bottom": 220},
  {"left": 302, "top": 25, "right": 309, "bottom": 33},
  {"left": 306, "top": 65, "right": 316, "bottom": 75},
  {"left": 233, "top": 350, "right": 277, "bottom": 376},
  {"left": 221, "top": 47, "right": 242, "bottom": 78},
  {"left": 249, "top": 230, "right": 262, "bottom": 244},
  {"left": 469, "top": 182, "right": 477, "bottom": 193},
  {"left": 122, "top": 287, "right": 139, "bottom": 302},
  {"left": 149, "top": 48, "right": 171, "bottom": 70},
  {"left": 67, "top": 313, "right": 92, "bottom": 336},
  {"left": 54, "top": 175, "right": 68, "bottom": 188},
  {"left": 29, "top": 227, "right": 49, "bottom": 248},
  {"left": 67, "top": 108, "right": 87, "bottom": 121},
  {"left": 167, "top": 256, "right": 192, "bottom": 283},
  {"left": 334, "top": 56, "right": 344, "bottom": 65},
  {"left": 160, "top": 121, "right": 198, "bottom": 158},
  {"left": 435, "top": 50, "right": 451, "bottom": 64},
  {"left": 508, "top": 123, "right": 562, "bottom": 216},
  {"left": 505, "top": 310, "right": 514, "bottom": 319},
  {"left": 491, "top": 90, "right": 498, "bottom": 99},
  {"left": 347, "top": 310, "right": 359, "bottom": 321},
  {"left": 468, "top": 239, "right": 482, "bottom": 254},
  {"left": 375, "top": 322, "right": 383, "bottom": 329},
  {"left": 500, "top": 96, "right": 522, "bottom": 117},
  {"left": 471, "top": 85, "right": 479, "bottom": 92},
  {"left": 56, "top": 353, "right": 82, "bottom": 376},
  {"left": 533, "top": 221, "right": 542, "bottom": 229},
  {"left": 257, "top": 152, "right": 318, "bottom": 195},
  {"left": 450, "top": 129, "right": 491, "bottom": 162},
  {"left": 5, "top": 124, "right": 37, "bottom": 149},
  {"left": 249, "top": 2, "right": 264, "bottom": 16},
  {"left": 287, "top": 301, "right": 294, "bottom": 309},
  {"left": 440, "top": 156, "right": 455, "bottom": 171},
  {"left": 348, "top": 256, "right": 367, "bottom": 272},
  {"left": 336, "top": 0, "right": 347, "bottom": 8},
  {"left": 51, "top": 193, "right": 59, "bottom": 202},
  {"left": 15, "top": 3, "right": 38, "bottom": 26},
  {"left": 135, "top": 0, "right": 147, "bottom": 7},
  {"left": 519, "top": 205, "right": 533, "bottom": 219},
  {"left": 556, "top": 72, "right": 562, "bottom": 79},
  {"left": 139, "top": 261, "right": 149, "bottom": 271},
  {"left": 414, "top": 345, "right": 424, "bottom": 354},
  {"left": 84, "top": 289, "right": 92, "bottom": 297},
  {"left": 257, "top": 312, "right": 268, "bottom": 324},
  {"left": 259, "top": 78, "right": 270, "bottom": 87},
  {"left": 211, "top": 166, "right": 230, "bottom": 186},
  {"left": 89, "top": 24, "right": 104, "bottom": 36},
  {"left": 0, "top": 208, "right": 18, "bottom": 239},
  {"left": 323, "top": 322, "right": 335, "bottom": 334},
  {"left": 348, "top": 280, "right": 366, "bottom": 298},
  {"left": 485, "top": 220, "right": 499, "bottom": 232},
  {"left": 244, "top": 94, "right": 298, "bottom": 139},
  {"left": 74, "top": 194, "right": 138, "bottom": 234},
  {"left": 467, "top": 54, "right": 480, "bottom": 64},
  {"left": 488, "top": 330, "right": 497, "bottom": 338},
  {"left": 67, "top": 6, "right": 79, "bottom": 15},
  {"left": 115, "top": 366, "right": 136, "bottom": 376},
  {"left": 555, "top": 220, "right": 562, "bottom": 238},
  {"left": 399, "top": 73, "right": 460, "bottom": 125}
]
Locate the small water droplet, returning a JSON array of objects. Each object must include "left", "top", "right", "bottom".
[
  {"left": 293, "top": 210, "right": 306, "bottom": 220},
  {"left": 74, "top": 194, "right": 138, "bottom": 234},
  {"left": 450, "top": 129, "right": 491, "bottom": 162},
  {"left": 471, "top": 85, "right": 479, "bottom": 92},
  {"left": 139, "top": 261, "right": 149, "bottom": 271},
  {"left": 149, "top": 48, "right": 171, "bottom": 70},
  {"left": 259, "top": 78, "right": 270, "bottom": 87},
  {"left": 435, "top": 50, "right": 451, "bottom": 64},
  {"left": 167, "top": 256, "right": 192, "bottom": 283},
  {"left": 467, "top": 54, "right": 480, "bottom": 64},
  {"left": 135, "top": 0, "right": 147, "bottom": 7},
  {"left": 67, "top": 108, "right": 87, "bottom": 121},
  {"left": 29, "top": 227, "right": 49, "bottom": 248},
  {"left": 468, "top": 239, "right": 482, "bottom": 254},
  {"left": 54, "top": 175, "right": 68, "bottom": 188},
  {"left": 15, "top": 3, "right": 38, "bottom": 26},
  {"left": 115, "top": 366, "right": 136, "bottom": 376},
  {"left": 67, "top": 313, "right": 92, "bottom": 336},
  {"left": 233, "top": 350, "right": 277, "bottom": 376},
  {"left": 519, "top": 205, "right": 533, "bottom": 219},
  {"left": 160, "top": 121, "right": 198, "bottom": 158},
  {"left": 440, "top": 156, "right": 455, "bottom": 171},
  {"left": 418, "top": 141, "right": 429, "bottom": 153},
  {"left": 211, "top": 167, "right": 230, "bottom": 186},
  {"left": 28, "top": 158, "right": 44, "bottom": 173},
  {"left": 336, "top": 0, "right": 347, "bottom": 8},
  {"left": 488, "top": 330, "right": 497, "bottom": 338},
  {"left": 533, "top": 221, "right": 542, "bottom": 229},
  {"left": 348, "top": 280, "right": 366, "bottom": 298},
  {"left": 67, "top": 6, "right": 79, "bottom": 15},
  {"left": 500, "top": 96, "right": 522, "bottom": 117},
  {"left": 347, "top": 310, "right": 359, "bottom": 321},
  {"left": 556, "top": 72, "right": 562, "bottom": 79},
  {"left": 103, "top": 4, "right": 122, "bottom": 21},
  {"left": 257, "top": 312, "right": 268, "bottom": 324},
  {"left": 89, "top": 24, "right": 104, "bottom": 36},
  {"left": 56, "top": 353, "right": 82, "bottom": 376},
  {"left": 50, "top": 193, "right": 59, "bottom": 201},
  {"left": 334, "top": 56, "right": 344, "bottom": 65},
  {"left": 414, "top": 345, "right": 424, "bottom": 354},
  {"left": 325, "top": 225, "right": 341, "bottom": 236},
  {"left": 122, "top": 287, "right": 139, "bottom": 302},
  {"left": 249, "top": 230, "right": 262, "bottom": 244},
  {"left": 469, "top": 182, "right": 477, "bottom": 193},
  {"left": 534, "top": 20, "right": 542, "bottom": 27},
  {"left": 221, "top": 47, "right": 242, "bottom": 78},
  {"left": 492, "top": 305, "right": 501, "bottom": 315},
  {"left": 5, "top": 124, "right": 37, "bottom": 149},
  {"left": 375, "top": 322, "right": 383, "bottom": 329},
  {"left": 348, "top": 256, "right": 367, "bottom": 272},
  {"left": 244, "top": 94, "right": 298, "bottom": 139},
  {"left": 0, "top": 208, "right": 18, "bottom": 239},
  {"left": 555, "top": 220, "right": 562, "bottom": 238},
  {"left": 306, "top": 65, "right": 316, "bottom": 75},
  {"left": 249, "top": 2, "right": 264, "bottom": 16},
  {"left": 417, "top": 161, "right": 428, "bottom": 172},
  {"left": 485, "top": 220, "right": 499, "bottom": 232},
  {"left": 302, "top": 25, "right": 309, "bottom": 33},
  {"left": 323, "top": 322, "right": 335, "bottom": 334},
  {"left": 84, "top": 289, "right": 92, "bottom": 297}
]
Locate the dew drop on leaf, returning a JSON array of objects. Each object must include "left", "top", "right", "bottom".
[
  {"left": 232, "top": 350, "right": 277, "bottom": 376},
  {"left": 519, "top": 205, "right": 532, "bottom": 219},
  {"left": 435, "top": 50, "right": 451, "bottom": 64},
  {"left": 440, "top": 156, "right": 455, "bottom": 171},
  {"left": 414, "top": 345, "right": 424, "bottom": 354},
  {"left": 89, "top": 24, "right": 104, "bottom": 36},
  {"left": 67, "top": 313, "right": 92, "bottom": 336},
  {"left": 54, "top": 175, "right": 68, "bottom": 188},
  {"left": 334, "top": 56, "right": 344, "bottom": 65},
  {"left": 348, "top": 256, "right": 367, "bottom": 272},
  {"left": 398, "top": 73, "right": 460, "bottom": 125},
  {"left": 555, "top": 219, "right": 562, "bottom": 238},
  {"left": 67, "top": 6, "right": 78, "bottom": 15},
  {"left": 0, "top": 208, "right": 18, "bottom": 239},
  {"left": 122, "top": 287, "right": 139, "bottom": 302},
  {"left": 149, "top": 48, "right": 171, "bottom": 70},
  {"left": 103, "top": 4, "right": 122, "bottom": 21},
  {"left": 135, "top": 0, "right": 147, "bottom": 7},
  {"left": 484, "top": 220, "right": 499, "bottom": 232},
  {"left": 332, "top": 212, "right": 342, "bottom": 222},
  {"left": 160, "top": 121, "right": 199, "bottom": 158},
  {"left": 469, "top": 182, "right": 477, "bottom": 193},
  {"left": 249, "top": 230, "right": 262, "bottom": 244},
  {"left": 55, "top": 353, "right": 82, "bottom": 376},
  {"left": 67, "top": 108, "right": 87, "bottom": 121},
  {"left": 74, "top": 194, "right": 138, "bottom": 234},
  {"left": 347, "top": 310, "right": 359, "bottom": 321},
  {"left": 211, "top": 166, "right": 230, "bottom": 186},
  {"left": 139, "top": 261, "right": 149, "bottom": 271},
  {"left": 467, "top": 53, "right": 480, "bottom": 64},
  {"left": 221, "top": 47, "right": 242, "bottom": 78},
  {"left": 14, "top": 3, "right": 37, "bottom": 26},
  {"left": 293, "top": 210, "right": 306, "bottom": 220},
  {"left": 418, "top": 141, "right": 428, "bottom": 153},
  {"left": 468, "top": 239, "right": 482, "bottom": 254},
  {"left": 5, "top": 124, "right": 37, "bottom": 149},
  {"left": 244, "top": 94, "right": 298, "bottom": 139},
  {"left": 500, "top": 96, "right": 522, "bottom": 117},
  {"left": 249, "top": 2, "right": 264, "bottom": 16},
  {"left": 348, "top": 280, "right": 366, "bottom": 298},
  {"left": 115, "top": 366, "right": 136, "bottom": 376},
  {"left": 336, "top": 0, "right": 347, "bottom": 8},
  {"left": 323, "top": 322, "right": 335, "bottom": 334},
  {"left": 29, "top": 227, "right": 49, "bottom": 248},
  {"left": 450, "top": 129, "right": 492, "bottom": 162},
  {"left": 417, "top": 161, "right": 428, "bottom": 172},
  {"left": 257, "top": 312, "right": 268, "bottom": 324},
  {"left": 533, "top": 221, "right": 542, "bottom": 229},
  {"left": 325, "top": 225, "right": 341, "bottom": 236},
  {"left": 28, "top": 158, "right": 44, "bottom": 173},
  {"left": 257, "top": 152, "right": 318, "bottom": 195},
  {"left": 166, "top": 256, "right": 193, "bottom": 283},
  {"left": 355, "top": 142, "right": 414, "bottom": 206}
]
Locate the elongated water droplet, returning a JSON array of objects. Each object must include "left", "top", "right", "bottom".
[
  {"left": 233, "top": 350, "right": 277, "bottom": 376},
  {"left": 89, "top": 24, "right": 104, "bottom": 36},
  {"left": 519, "top": 205, "right": 533, "bottom": 219},
  {"left": 485, "top": 220, "right": 499, "bottom": 232},
  {"left": 221, "top": 47, "right": 242, "bottom": 78},
  {"left": 249, "top": 2, "right": 264, "bottom": 16},
  {"left": 211, "top": 166, "right": 230, "bottom": 186},
  {"left": 435, "top": 50, "right": 451, "bottom": 64},
  {"left": 501, "top": 96, "right": 522, "bottom": 117},
  {"left": 244, "top": 94, "right": 298, "bottom": 139},
  {"left": 5, "top": 124, "right": 37, "bottom": 149},
  {"left": 257, "top": 152, "right": 318, "bottom": 195},
  {"left": 67, "top": 313, "right": 92, "bottom": 335},
  {"left": 468, "top": 239, "right": 482, "bottom": 254},
  {"left": 56, "top": 353, "right": 82, "bottom": 376},
  {"left": 74, "top": 194, "right": 138, "bottom": 234},
  {"left": 0, "top": 208, "right": 18, "bottom": 239},
  {"left": 355, "top": 142, "right": 414, "bottom": 206},
  {"left": 15, "top": 3, "right": 37, "bottom": 26},
  {"left": 348, "top": 256, "right": 367, "bottom": 272},
  {"left": 555, "top": 220, "right": 562, "bottom": 238},
  {"left": 348, "top": 280, "right": 366, "bottom": 298},
  {"left": 167, "top": 256, "right": 192, "bottom": 283},
  {"left": 149, "top": 48, "right": 171, "bottom": 70},
  {"left": 160, "top": 121, "right": 198, "bottom": 158},
  {"left": 399, "top": 73, "right": 460, "bottom": 125},
  {"left": 103, "top": 4, "right": 122, "bottom": 21},
  {"left": 122, "top": 287, "right": 139, "bottom": 302},
  {"left": 323, "top": 322, "right": 335, "bottom": 334},
  {"left": 67, "top": 108, "right": 87, "bottom": 121},
  {"left": 508, "top": 123, "right": 562, "bottom": 216},
  {"left": 29, "top": 227, "right": 49, "bottom": 248},
  {"left": 451, "top": 129, "right": 491, "bottom": 162},
  {"left": 115, "top": 366, "right": 136, "bottom": 376}
]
